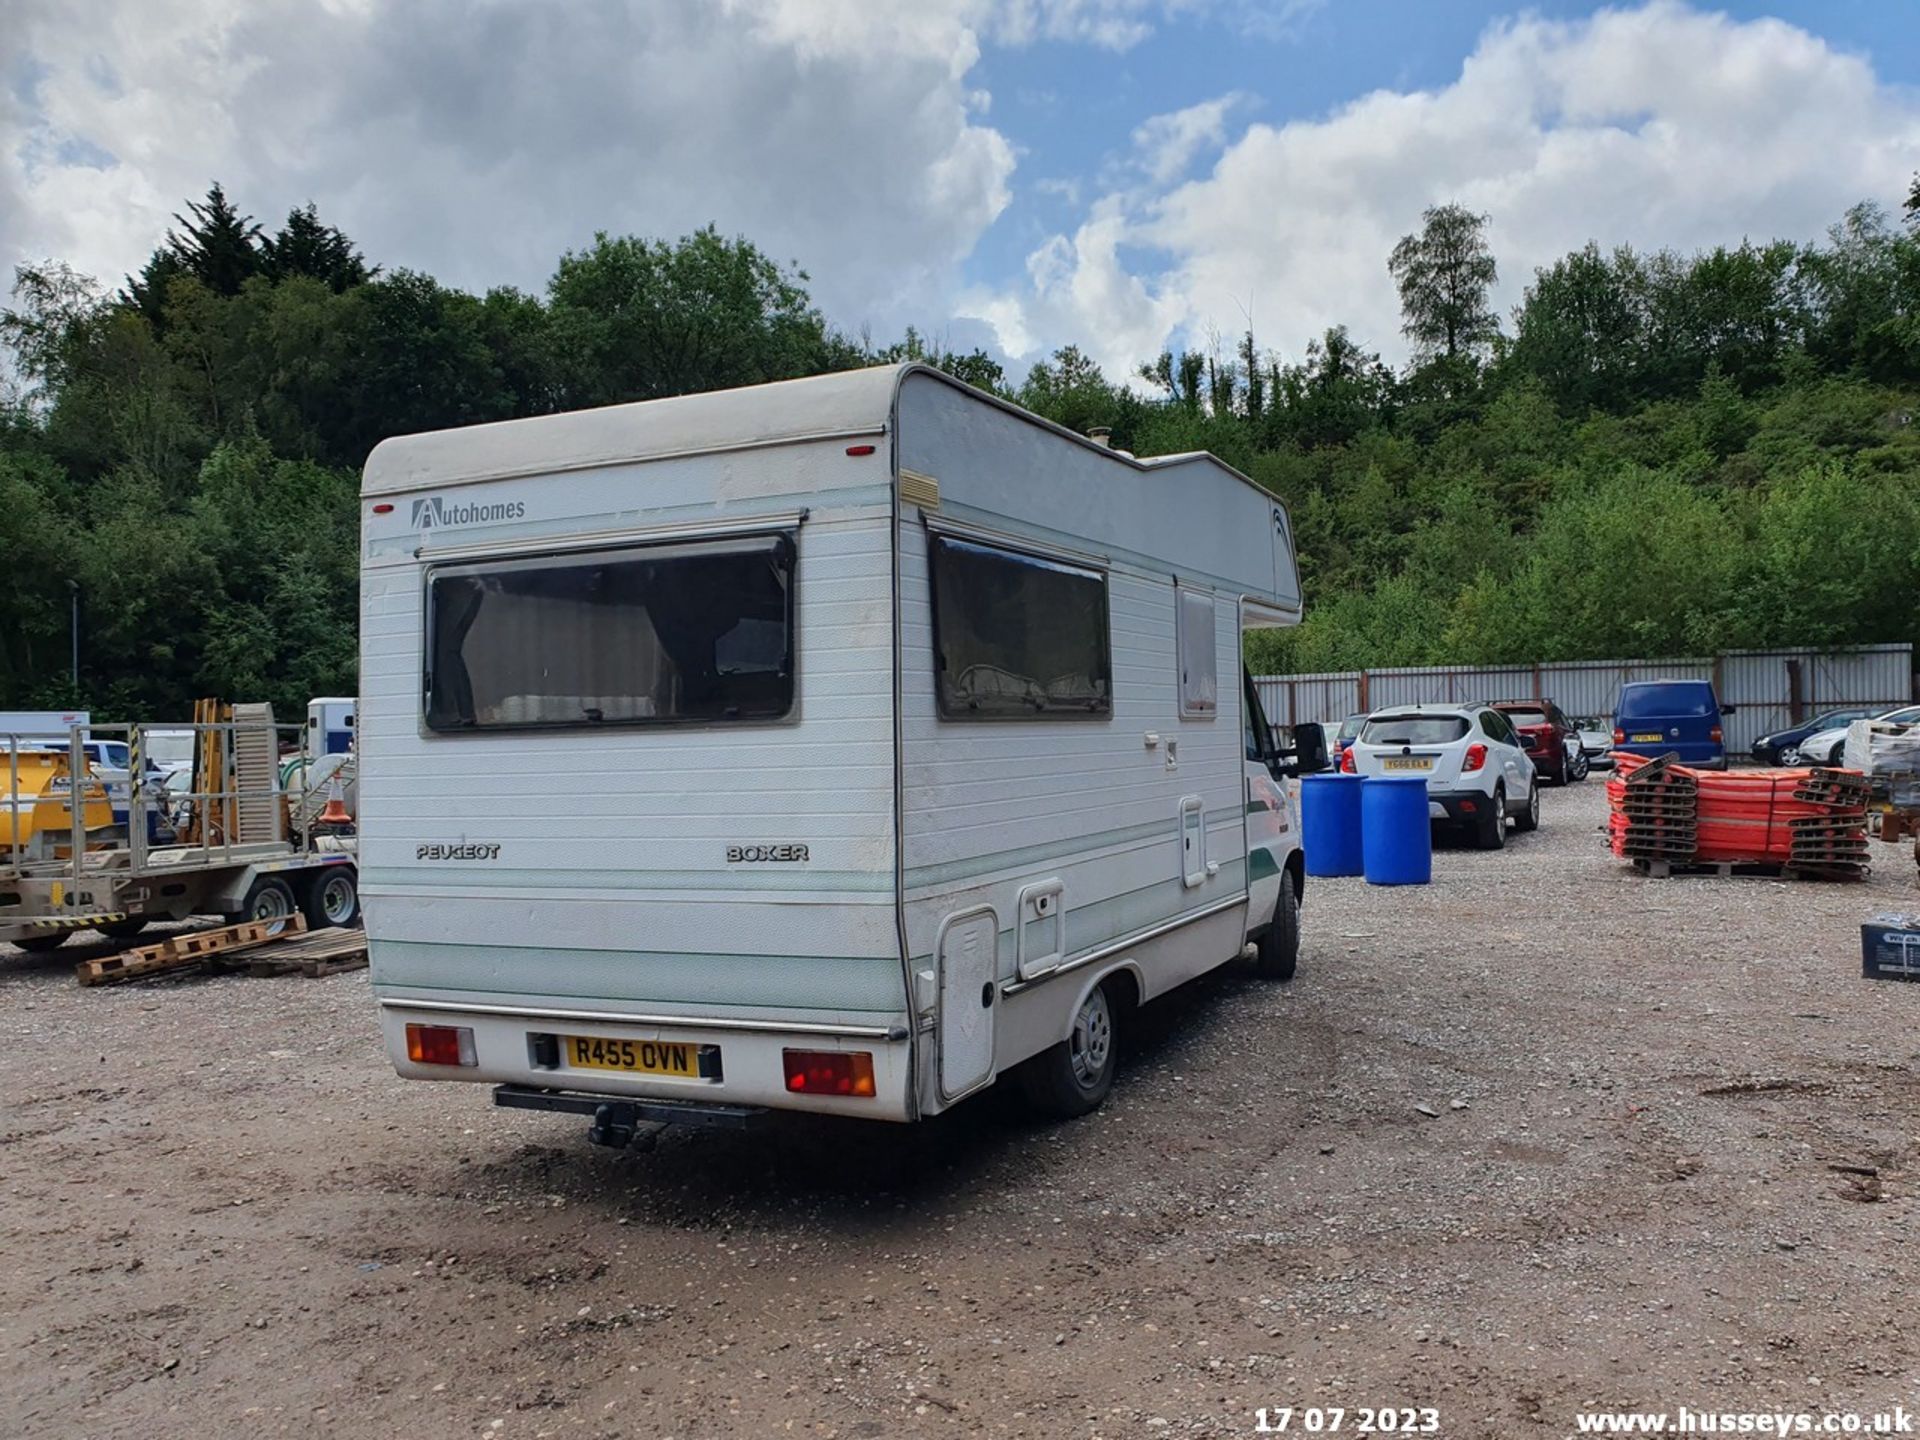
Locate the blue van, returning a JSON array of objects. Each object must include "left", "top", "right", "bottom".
[{"left": 1612, "top": 680, "right": 1733, "bottom": 768}]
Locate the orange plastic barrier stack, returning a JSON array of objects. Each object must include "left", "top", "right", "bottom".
[{"left": 1608, "top": 754, "right": 1870, "bottom": 879}]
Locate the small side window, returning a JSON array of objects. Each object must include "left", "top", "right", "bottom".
[{"left": 1176, "top": 587, "right": 1217, "bottom": 718}]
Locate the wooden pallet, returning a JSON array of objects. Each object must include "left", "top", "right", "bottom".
[
  {"left": 74, "top": 914, "right": 307, "bottom": 986},
  {"left": 242, "top": 926, "right": 368, "bottom": 978},
  {"left": 1632, "top": 857, "right": 1869, "bottom": 881}
]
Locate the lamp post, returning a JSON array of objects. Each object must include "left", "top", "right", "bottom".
[{"left": 67, "top": 579, "right": 79, "bottom": 688}]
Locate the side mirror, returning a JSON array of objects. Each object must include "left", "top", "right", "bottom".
[
  {"left": 1280, "top": 722, "right": 1329, "bottom": 777},
  {"left": 1719, "top": 702, "right": 1737, "bottom": 715}
]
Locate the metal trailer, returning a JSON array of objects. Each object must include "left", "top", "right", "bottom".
[{"left": 0, "top": 706, "right": 359, "bottom": 953}]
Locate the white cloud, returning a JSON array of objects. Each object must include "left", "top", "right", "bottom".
[
  {"left": 967, "top": 1, "right": 1920, "bottom": 376},
  {"left": 1131, "top": 93, "right": 1253, "bottom": 185},
  {"left": 0, "top": 0, "right": 1038, "bottom": 336}
]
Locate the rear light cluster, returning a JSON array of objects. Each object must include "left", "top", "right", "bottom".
[
  {"left": 1462, "top": 743, "right": 1488, "bottom": 773},
  {"left": 1709, "top": 726, "right": 1724, "bottom": 743},
  {"left": 1613, "top": 728, "right": 1626, "bottom": 745},
  {"left": 782, "top": 1049, "right": 875, "bottom": 1097},
  {"left": 1339, "top": 747, "right": 1356, "bottom": 773},
  {"left": 405, "top": 1023, "right": 477, "bottom": 1067}
]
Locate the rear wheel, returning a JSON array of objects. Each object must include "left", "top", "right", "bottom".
[
  {"left": 301, "top": 867, "right": 360, "bottom": 930},
  {"left": 1513, "top": 779, "right": 1540, "bottom": 833},
  {"left": 1251, "top": 874, "right": 1300, "bottom": 981},
  {"left": 13, "top": 930, "right": 71, "bottom": 953},
  {"left": 235, "top": 876, "right": 299, "bottom": 934},
  {"left": 1477, "top": 785, "right": 1508, "bottom": 850},
  {"left": 1019, "top": 981, "right": 1118, "bottom": 1119}
]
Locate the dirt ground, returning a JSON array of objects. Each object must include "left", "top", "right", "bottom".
[{"left": 4, "top": 779, "right": 1919, "bottom": 1440}]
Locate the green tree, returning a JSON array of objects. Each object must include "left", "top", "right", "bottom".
[
  {"left": 547, "top": 227, "right": 837, "bottom": 407},
  {"left": 1388, "top": 204, "right": 1500, "bottom": 363},
  {"left": 260, "top": 204, "right": 373, "bottom": 292}
]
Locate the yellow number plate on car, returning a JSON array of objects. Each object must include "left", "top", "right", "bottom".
[
  {"left": 1630, "top": 732, "right": 1663, "bottom": 743},
  {"left": 565, "top": 1035, "right": 700, "bottom": 1077},
  {"left": 1382, "top": 757, "right": 1433, "bottom": 771}
]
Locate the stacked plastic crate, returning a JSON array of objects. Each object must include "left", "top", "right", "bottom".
[{"left": 1609, "top": 756, "right": 1869, "bottom": 880}]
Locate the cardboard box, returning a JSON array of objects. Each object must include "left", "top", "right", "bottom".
[{"left": 1861, "top": 913, "right": 1920, "bottom": 982}]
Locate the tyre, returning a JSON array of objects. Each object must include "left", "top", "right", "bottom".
[
  {"left": 235, "top": 876, "right": 299, "bottom": 934},
  {"left": 1780, "top": 747, "right": 1801, "bottom": 767},
  {"left": 1827, "top": 741, "right": 1846, "bottom": 766},
  {"left": 13, "top": 930, "right": 71, "bottom": 953},
  {"left": 98, "top": 917, "right": 148, "bottom": 940},
  {"left": 1018, "top": 980, "right": 1119, "bottom": 1119},
  {"left": 1251, "top": 874, "right": 1300, "bottom": 981},
  {"left": 301, "top": 866, "right": 360, "bottom": 930},
  {"left": 1476, "top": 784, "right": 1508, "bottom": 850},
  {"left": 1568, "top": 749, "right": 1589, "bottom": 782},
  {"left": 1513, "top": 779, "right": 1540, "bottom": 833}
]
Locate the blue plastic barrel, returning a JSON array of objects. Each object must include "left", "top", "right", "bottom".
[
  {"left": 1300, "top": 773, "right": 1365, "bottom": 877},
  {"left": 1361, "top": 775, "right": 1433, "bottom": 886}
]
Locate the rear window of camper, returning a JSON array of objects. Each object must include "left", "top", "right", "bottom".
[
  {"left": 423, "top": 533, "right": 795, "bottom": 731},
  {"left": 929, "top": 536, "right": 1111, "bottom": 719}
]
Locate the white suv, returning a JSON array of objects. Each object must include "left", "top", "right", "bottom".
[{"left": 1343, "top": 703, "right": 1539, "bottom": 849}]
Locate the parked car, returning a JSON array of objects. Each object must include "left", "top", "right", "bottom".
[
  {"left": 1343, "top": 703, "right": 1538, "bottom": 849},
  {"left": 1789, "top": 703, "right": 1920, "bottom": 767},
  {"left": 1492, "top": 699, "right": 1585, "bottom": 784},
  {"left": 1750, "top": 707, "right": 1880, "bottom": 766},
  {"left": 1571, "top": 715, "right": 1616, "bottom": 769},
  {"left": 1610, "top": 681, "right": 1733, "bottom": 769},
  {"left": 1334, "top": 713, "right": 1368, "bottom": 754}
]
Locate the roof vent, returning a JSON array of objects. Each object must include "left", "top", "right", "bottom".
[{"left": 1087, "top": 426, "right": 1113, "bottom": 448}]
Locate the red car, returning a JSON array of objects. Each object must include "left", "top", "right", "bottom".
[{"left": 1491, "top": 699, "right": 1587, "bottom": 784}]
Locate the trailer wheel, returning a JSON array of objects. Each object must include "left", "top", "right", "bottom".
[
  {"left": 237, "top": 876, "right": 299, "bottom": 934},
  {"left": 302, "top": 867, "right": 360, "bottom": 930},
  {"left": 1251, "top": 874, "right": 1300, "bottom": 981},
  {"left": 13, "top": 930, "right": 71, "bottom": 953},
  {"left": 98, "top": 917, "right": 149, "bottom": 940},
  {"left": 1018, "top": 980, "right": 1118, "bottom": 1119}
]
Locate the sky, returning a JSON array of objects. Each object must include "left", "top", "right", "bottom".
[{"left": 4, "top": 0, "right": 1918, "bottom": 380}]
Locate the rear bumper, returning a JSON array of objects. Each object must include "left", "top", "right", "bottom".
[
  {"left": 1426, "top": 789, "right": 1491, "bottom": 824},
  {"left": 377, "top": 998, "right": 916, "bottom": 1122},
  {"left": 1612, "top": 743, "right": 1726, "bottom": 769}
]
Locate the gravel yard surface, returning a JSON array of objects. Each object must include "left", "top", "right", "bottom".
[{"left": 3, "top": 780, "right": 1918, "bottom": 1439}]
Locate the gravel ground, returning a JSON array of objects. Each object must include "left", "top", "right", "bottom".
[{"left": 3, "top": 779, "right": 1918, "bottom": 1440}]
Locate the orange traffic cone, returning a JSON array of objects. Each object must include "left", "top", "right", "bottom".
[{"left": 317, "top": 773, "right": 352, "bottom": 826}]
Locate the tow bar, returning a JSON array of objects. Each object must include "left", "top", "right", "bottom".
[{"left": 492, "top": 1085, "right": 769, "bottom": 1149}]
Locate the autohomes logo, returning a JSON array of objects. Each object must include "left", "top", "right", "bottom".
[{"left": 409, "top": 495, "right": 527, "bottom": 529}]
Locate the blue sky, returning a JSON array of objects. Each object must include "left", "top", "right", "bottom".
[
  {"left": 965, "top": 0, "right": 1918, "bottom": 298},
  {"left": 6, "top": 1, "right": 1919, "bottom": 378}
]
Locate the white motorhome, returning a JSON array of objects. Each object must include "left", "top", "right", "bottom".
[{"left": 359, "top": 365, "right": 1320, "bottom": 1142}]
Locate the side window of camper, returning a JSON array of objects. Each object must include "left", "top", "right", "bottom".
[
  {"left": 423, "top": 532, "right": 797, "bottom": 731},
  {"left": 1175, "top": 587, "right": 1217, "bottom": 718},
  {"left": 928, "top": 535, "right": 1111, "bottom": 720}
]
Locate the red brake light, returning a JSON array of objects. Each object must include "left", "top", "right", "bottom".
[
  {"left": 405, "top": 1023, "right": 476, "bottom": 1067},
  {"left": 1612, "top": 728, "right": 1625, "bottom": 745},
  {"left": 1463, "top": 743, "right": 1488, "bottom": 773},
  {"left": 1709, "top": 726, "right": 1723, "bottom": 743},
  {"left": 783, "top": 1049, "right": 876, "bottom": 1097},
  {"left": 1339, "top": 746, "right": 1356, "bottom": 773}
]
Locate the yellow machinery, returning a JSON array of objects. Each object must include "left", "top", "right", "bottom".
[{"left": 0, "top": 747, "right": 114, "bottom": 861}]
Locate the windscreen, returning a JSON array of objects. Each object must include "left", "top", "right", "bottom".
[
  {"left": 1619, "top": 683, "right": 1713, "bottom": 718},
  {"left": 1500, "top": 707, "right": 1550, "bottom": 727},
  {"left": 425, "top": 533, "right": 796, "bottom": 731},
  {"left": 1360, "top": 714, "right": 1470, "bottom": 746}
]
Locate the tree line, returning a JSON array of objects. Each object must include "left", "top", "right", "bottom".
[{"left": 2, "top": 181, "right": 1918, "bottom": 716}]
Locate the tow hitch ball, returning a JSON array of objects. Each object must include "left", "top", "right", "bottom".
[{"left": 587, "top": 1102, "right": 657, "bottom": 1152}]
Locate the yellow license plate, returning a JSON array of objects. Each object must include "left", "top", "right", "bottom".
[
  {"left": 1382, "top": 757, "right": 1432, "bottom": 772},
  {"left": 1630, "top": 732, "right": 1663, "bottom": 743},
  {"left": 564, "top": 1034, "right": 702, "bottom": 1077}
]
